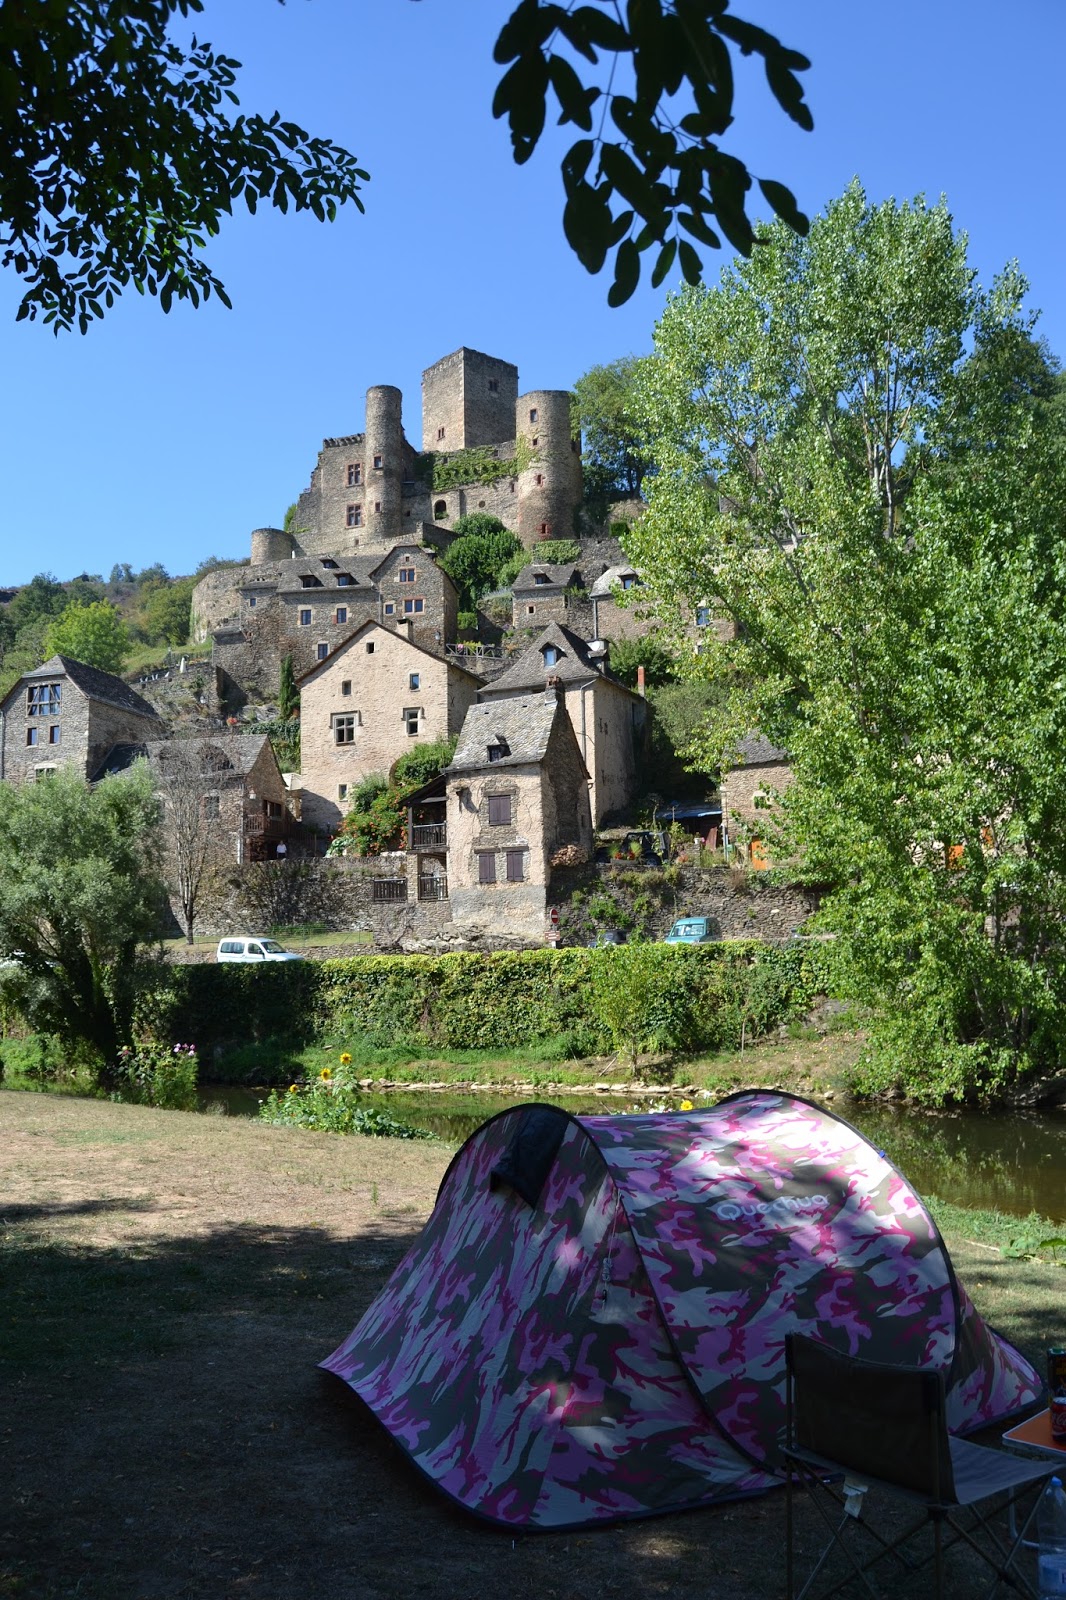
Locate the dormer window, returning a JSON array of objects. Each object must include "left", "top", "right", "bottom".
[
  {"left": 487, "top": 741, "right": 510, "bottom": 764},
  {"left": 336, "top": 573, "right": 353, "bottom": 586},
  {"left": 300, "top": 575, "right": 322, "bottom": 588},
  {"left": 622, "top": 575, "right": 639, "bottom": 589},
  {"left": 321, "top": 558, "right": 337, "bottom": 569},
  {"left": 533, "top": 573, "right": 549, "bottom": 586},
  {"left": 542, "top": 646, "right": 560, "bottom": 667}
]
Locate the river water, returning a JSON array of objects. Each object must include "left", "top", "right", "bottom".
[{"left": 198, "top": 1085, "right": 1066, "bottom": 1223}]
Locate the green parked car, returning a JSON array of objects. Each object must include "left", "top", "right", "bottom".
[{"left": 663, "top": 917, "right": 715, "bottom": 945}]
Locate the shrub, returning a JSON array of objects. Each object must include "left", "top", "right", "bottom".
[
  {"left": 259, "top": 1075, "right": 433, "bottom": 1138},
  {"left": 112, "top": 1041, "right": 198, "bottom": 1110}
]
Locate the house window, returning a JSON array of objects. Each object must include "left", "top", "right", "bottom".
[
  {"left": 346, "top": 505, "right": 362, "bottom": 528},
  {"left": 487, "top": 741, "right": 509, "bottom": 764},
  {"left": 527, "top": 605, "right": 536, "bottom": 615},
  {"left": 333, "top": 713, "right": 359, "bottom": 744},
  {"left": 266, "top": 801, "right": 283, "bottom": 819},
  {"left": 529, "top": 408, "right": 538, "bottom": 423},
  {"left": 531, "top": 437, "right": 538, "bottom": 448},
  {"left": 338, "top": 784, "right": 348, "bottom": 801},
  {"left": 534, "top": 573, "right": 549, "bottom": 586},
  {"left": 488, "top": 793, "right": 511, "bottom": 825},
  {"left": 26, "top": 727, "right": 37, "bottom": 746},
  {"left": 403, "top": 597, "right": 424, "bottom": 614},
  {"left": 299, "top": 609, "right": 312, "bottom": 626},
  {"left": 335, "top": 607, "right": 348, "bottom": 624},
  {"left": 478, "top": 851, "right": 497, "bottom": 885},
  {"left": 398, "top": 567, "right": 416, "bottom": 582},
  {"left": 695, "top": 606, "right": 711, "bottom": 627},
  {"left": 506, "top": 849, "right": 526, "bottom": 883},
  {"left": 373, "top": 454, "right": 382, "bottom": 469},
  {"left": 535, "top": 474, "right": 543, "bottom": 486},
  {"left": 403, "top": 707, "right": 420, "bottom": 737},
  {"left": 409, "top": 672, "right": 420, "bottom": 690},
  {"left": 341, "top": 680, "right": 351, "bottom": 696},
  {"left": 374, "top": 501, "right": 381, "bottom": 514},
  {"left": 433, "top": 500, "right": 447, "bottom": 519},
  {"left": 540, "top": 523, "right": 549, "bottom": 536},
  {"left": 436, "top": 427, "right": 445, "bottom": 441},
  {"left": 27, "top": 684, "right": 60, "bottom": 716},
  {"left": 203, "top": 794, "right": 220, "bottom": 819},
  {"left": 316, "top": 642, "right": 329, "bottom": 661},
  {"left": 366, "top": 641, "right": 375, "bottom": 654},
  {"left": 33, "top": 766, "right": 57, "bottom": 780},
  {"left": 348, "top": 464, "right": 361, "bottom": 486},
  {"left": 543, "top": 646, "right": 559, "bottom": 666},
  {"left": 383, "top": 603, "right": 395, "bottom": 616},
  {"left": 248, "top": 595, "right": 257, "bottom": 608},
  {"left": 321, "top": 558, "right": 337, "bottom": 569},
  {"left": 337, "top": 574, "right": 353, "bottom": 587},
  {"left": 622, "top": 574, "right": 639, "bottom": 590},
  {"left": 488, "top": 378, "right": 499, "bottom": 393},
  {"left": 300, "top": 575, "right": 321, "bottom": 588},
  {"left": 48, "top": 725, "right": 60, "bottom": 744}
]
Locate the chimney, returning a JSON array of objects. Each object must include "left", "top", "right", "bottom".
[{"left": 637, "top": 664, "right": 646, "bottom": 697}]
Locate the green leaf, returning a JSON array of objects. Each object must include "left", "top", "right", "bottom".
[
  {"left": 677, "top": 238, "right": 702, "bottom": 285},
  {"left": 607, "top": 237, "right": 640, "bottom": 306},
  {"left": 650, "top": 235, "right": 677, "bottom": 288},
  {"left": 758, "top": 178, "right": 809, "bottom": 236}
]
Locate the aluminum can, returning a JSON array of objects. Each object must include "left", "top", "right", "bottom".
[{"left": 1051, "top": 1393, "right": 1066, "bottom": 1441}]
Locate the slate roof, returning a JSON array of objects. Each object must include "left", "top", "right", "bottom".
[
  {"left": 589, "top": 564, "right": 641, "bottom": 598},
  {"left": 448, "top": 695, "right": 560, "bottom": 774},
  {"left": 730, "top": 732, "right": 789, "bottom": 766},
  {"left": 92, "top": 734, "right": 273, "bottom": 785},
  {"left": 479, "top": 623, "right": 633, "bottom": 698},
  {"left": 12, "top": 656, "right": 162, "bottom": 722},
  {"left": 511, "top": 563, "right": 580, "bottom": 593}
]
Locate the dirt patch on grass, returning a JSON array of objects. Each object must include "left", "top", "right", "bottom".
[{"left": 0, "top": 1088, "right": 1056, "bottom": 1600}]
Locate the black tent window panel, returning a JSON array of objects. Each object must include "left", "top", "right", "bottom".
[{"left": 490, "top": 1107, "right": 570, "bottom": 1209}]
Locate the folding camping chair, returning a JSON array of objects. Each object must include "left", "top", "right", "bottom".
[{"left": 783, "top": 1332, "right": 1058, "bottom": 1599}]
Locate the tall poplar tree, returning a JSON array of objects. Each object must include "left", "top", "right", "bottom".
[{"left": 627, "top": 183, "right": 1066, "bottom": 1101}]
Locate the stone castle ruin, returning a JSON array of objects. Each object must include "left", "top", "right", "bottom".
[{"left": 191, "top": 347, "right": 585, "bottom": 678}]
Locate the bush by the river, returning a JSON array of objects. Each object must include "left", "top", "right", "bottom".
[
  {"left": 139, "top": 941, "right": 831, "bottom": 1080},
  {"left": 260, "top": 1068, "right": 433, "bottom": 1138}
]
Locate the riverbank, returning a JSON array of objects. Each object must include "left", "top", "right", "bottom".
[{"left": 2, "top": 1088, "right": 1062, "bottom": 1600}]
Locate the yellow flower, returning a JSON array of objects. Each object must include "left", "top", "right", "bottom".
[
  {"left": 339, "top": 1053, "right": 352, "bottom": 1066},
  {"left": 319, "top": 1067, "right": 333, "bottom": 1081},
  {"left": 679, "top": 1099, "right": 695, "bottom": 1111},
  {"left": 288, "top": 1084, "right": 298, "bottom": 1094}
]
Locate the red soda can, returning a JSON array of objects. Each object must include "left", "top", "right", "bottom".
[
  {"left": 1051, "top": 1394, "right": 1066, "bottom": 1442},
  {"left": 1049, "top": 1347, "right": 1066, "bottom": 1398}
]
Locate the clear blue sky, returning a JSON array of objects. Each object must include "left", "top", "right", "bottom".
[{"left": 1, "top": 0, "right": 1063, "bottom": 589}]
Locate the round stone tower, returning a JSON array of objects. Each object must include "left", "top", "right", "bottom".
[
  {"left": 364, "top": 385, "right": 404, "bottom": 545},
  {"left": 250, "top": 526, "right": 293, "bottom": 564},
  {"left": 515, "top": 390, "right": 583, "bottom": 548}
]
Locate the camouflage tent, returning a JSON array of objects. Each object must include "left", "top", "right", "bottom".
[{"left": 320, "top": 1092, "right": 1040, "bottom": 1529}]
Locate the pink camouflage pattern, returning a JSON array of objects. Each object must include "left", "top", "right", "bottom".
[{"left": 320, "top": 1091, "right": 1040, "bottom": 1528}]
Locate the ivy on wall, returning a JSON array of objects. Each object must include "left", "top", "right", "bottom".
[{"left": 415, "top": 438, "right": 535, "bottom": 493}]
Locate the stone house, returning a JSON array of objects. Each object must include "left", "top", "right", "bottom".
[
  {"left": 95, "top": 734, "right": 291, "bottom": 863},
  {"left": 207, "top": 537, "right": 461, "bottom": 705},
  {"left": 0, "top": 655, "right": 162, "bottom": 786},
  {"left": 445, "top": 693, "right": 593, "bottom": 936},
  {"left": 296, "top": 621, "right": 481, "bottom": 835},
  {"left": 588, "top": 563, "right": 647, "bottom": 642},
  {"left": 510, "top": 562, "right": 582, "bottom": 629},
  {"left": 479, "top": 624, "right": 646, "bottom": 826},
  {"left": 720, "top": 733, "right": 793, "bottom": 868}
]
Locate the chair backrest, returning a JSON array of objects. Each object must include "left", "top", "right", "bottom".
[{"left": 786, "top": 1332, "right": 956, "bottom": 1502}]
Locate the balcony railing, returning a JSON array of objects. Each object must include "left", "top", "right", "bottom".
[
  {"left": 372, "top": 878, "right": 407, "bottom": 903},
  {"left": 410, "top": 823, "right": 446, "bottom": 850},
  {"left": 418, "top": 874, "right": 448, "bottom": 902}
]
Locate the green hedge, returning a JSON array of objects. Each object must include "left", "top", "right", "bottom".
[{"left": 140, "top": 942, "right": 831, "bottom": 1074}]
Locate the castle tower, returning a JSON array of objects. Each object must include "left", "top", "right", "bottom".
[
  {"left": 515, "top": 391, "right": 583, "bottom": 547},
  {"left": 421, "top": 348, "right": 519, "bottom": 452},
  {"left": 250, "top": 526, "right": 294, "bottom": 563},
  {"left": 364, "top": 385, "right": 404, "bottom": 545}
]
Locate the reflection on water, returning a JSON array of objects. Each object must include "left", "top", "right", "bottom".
[{"left": 197, "top": 1086, "right": 1066, "bottom": 1223}]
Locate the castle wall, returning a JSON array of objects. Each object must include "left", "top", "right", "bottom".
[{"left": 421, "top": 348, "right": 519, "bottom": 451}]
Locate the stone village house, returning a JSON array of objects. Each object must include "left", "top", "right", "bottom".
[
  {"left": 444, "top": 693, "right": 593, "bottom": 936},
  {"left": 719, "top": 733, "right": 793, "bottom": 869},
  {"left": 0, "top": 655, "right": 162, "bottom": 784},
  {"left": 478, "top": 623, "right": 647, "bottom": 826},
  {"left": 296, "top": 619, "right": 481, "bottom": 835}
]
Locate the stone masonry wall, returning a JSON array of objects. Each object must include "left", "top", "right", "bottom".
[{"left": 551, "top": 862, "right": 815, "bottom": 943}]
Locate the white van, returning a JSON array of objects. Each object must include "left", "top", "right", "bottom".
[{"left": 216, "top": 937, "right": 305, "bottom": 963}]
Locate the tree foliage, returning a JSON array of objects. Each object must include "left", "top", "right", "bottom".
[
  {"left": 0, "top": 765, "right": 165, "bottom": 1078},
  {"left": 437, "top": 515, "right": 522, "bottom": 610},
  {"left": 572, "top": 355, "right": 651, "bottom": 500},
  {"left": 149, "top": 739, "right": 232, "bottom": 944},
  {"left": 0, "top": 0, "right": 369, "bottom": 332},
  {"left": 493, "top": 0, "right": 811, "bottom": 304},
  {"left": 627, "top": 183, "right": 1066, "bottom": 1099},
  {"left": 45, "top": 598, "right": 131, "bottom": 673}
]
